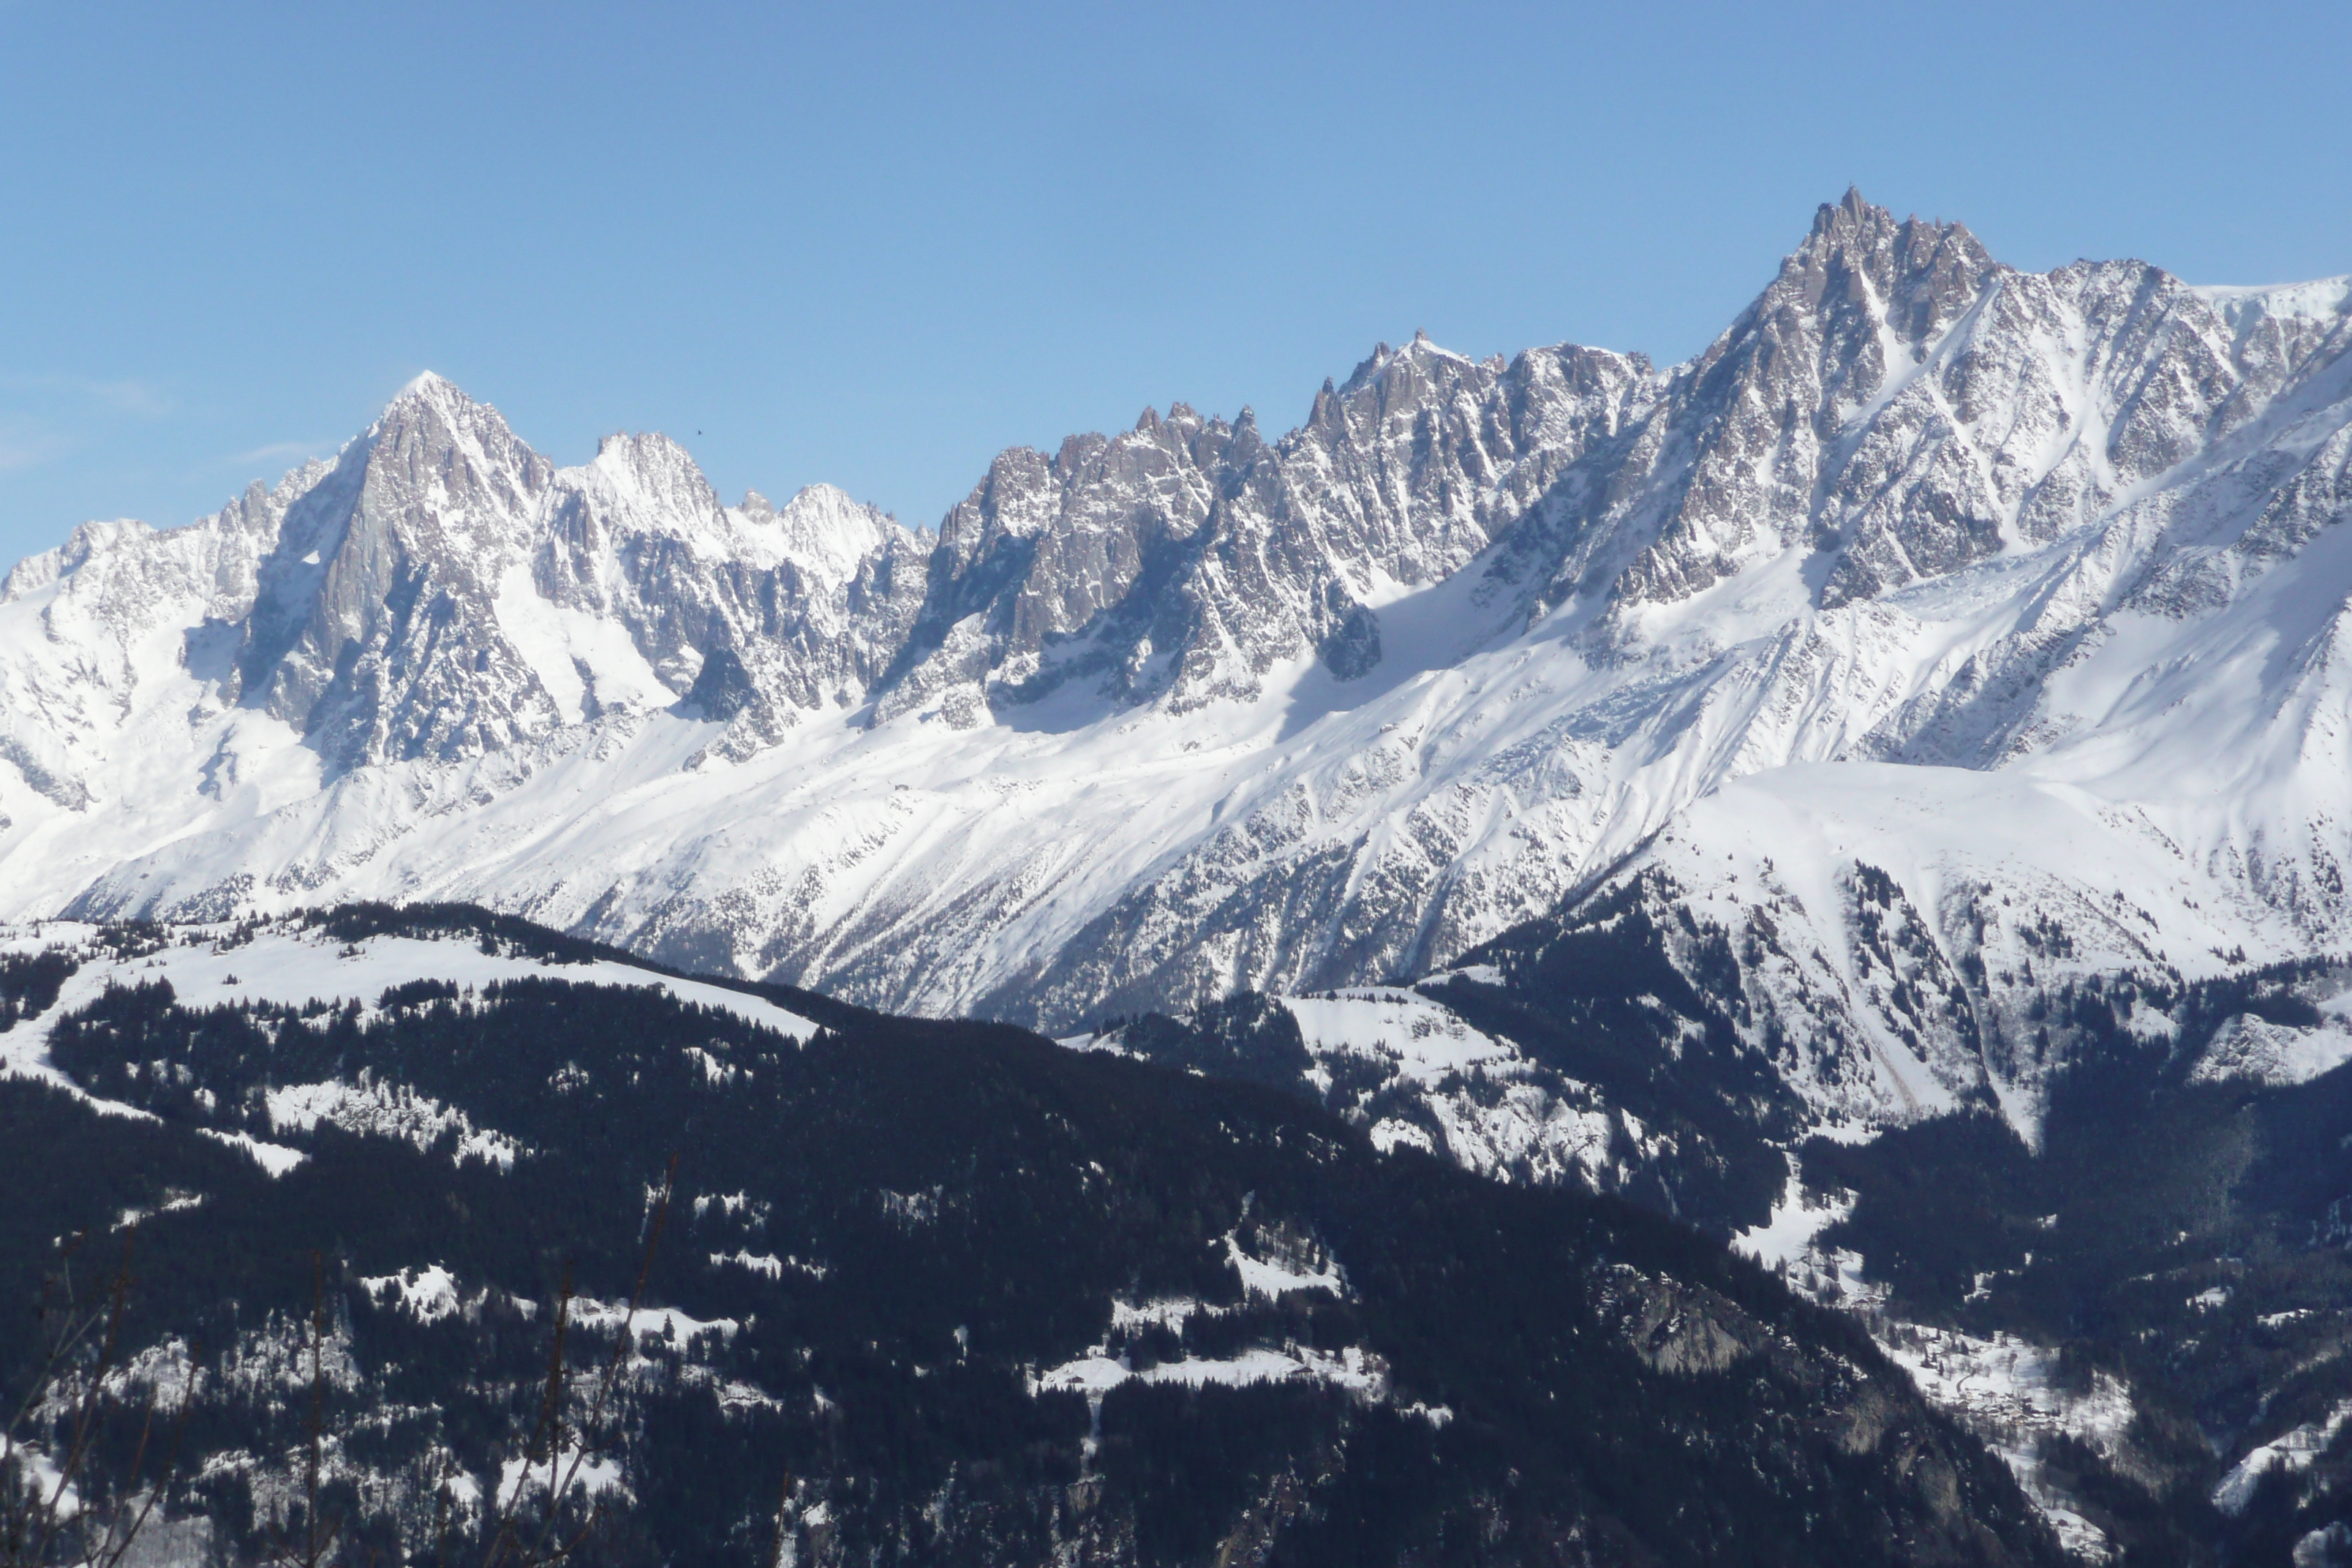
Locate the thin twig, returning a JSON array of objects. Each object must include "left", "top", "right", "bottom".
[
  {"left": 88, "top": 1376, "right": 188, "bottom": 1568},
  {"left": 2, "top": 1229, "right": 183, "bottom": 1568},
  {"left": 475, "top": 1264, "right": 574, "bottom": 1568},
  {"left": 524, "top": 1153, "right": 678, "bottom": 1568},
  {"left": 769, "top": 1466, "right": 796, "bottom": 1568},
  {"left": 304, "top": 1251, "right": 335, "bottom": 1568}
]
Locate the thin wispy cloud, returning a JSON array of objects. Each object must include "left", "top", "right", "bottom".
[
  {"left": 226, "top": 439, "right": 332, "bottom": 468},
  {"left": 0, "top": 373, "right": 175, "bottom": 418},
  {"left": 86, "top": 378, "right": 173, "bottom": 418},
  {"left": 0, "top": 422, "right": 68, "bottom": 475}
]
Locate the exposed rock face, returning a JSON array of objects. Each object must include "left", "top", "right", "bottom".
[
  {"left": 876, "top": 335, "right": 1655, "bottom": 726},
  {"left": 0, "top": 192, "right": 2347, "bottom": 1138},
  {"left": 6, "top": 372, "right": 932, "bottom": 779},
  {"left": 1599, "top": 192, "right": 2000, "bottom": 611},
  {"left": 228, "top": 373, "right": 561, "bottom": 771}
]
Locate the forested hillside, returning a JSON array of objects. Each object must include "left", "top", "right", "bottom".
[{"left": 0, "top": 910, "right": 2055, "bottom": 1567}]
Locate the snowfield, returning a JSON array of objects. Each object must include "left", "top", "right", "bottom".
[
  {"left": 0, "top": 919, "right": 821, "bottom": 1175},
  {"left": 0, "top": 920, "right": 819, "bottom": 1047}
]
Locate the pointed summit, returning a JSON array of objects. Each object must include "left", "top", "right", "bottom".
[
  {"left": 1772, "top": 187, "right": 1994, "bottom": 344},
  {"left": 1800, "top": 185, "right": 1896, "bottom": 259},
  {"left": 1793, "top": 187, "right": 1987, "bottom": 274},
  {"left": 1611, "top": 192, "right": 1999, "bottom": 610},
  {"left": 370, "top": 369, "right": 501, "bottom": 448},
  {"left": 364, "top": 369, "right": 540, "bottom": 487},
  {"left": 772, "top": 484, "right": 905, "bottom": 589},
  {"left": 1809, "top": 184, "right": 1872, "bottom": 238},
  {"left": 377, "top": 370, "right": 486, "bottom": 428},
  {"left": 374, "top": 371, "right": 524, "bottom": 443}
]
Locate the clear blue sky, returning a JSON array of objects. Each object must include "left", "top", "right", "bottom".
[{"left": 1, "top": 0, "right": 2344, "bottom": 562}]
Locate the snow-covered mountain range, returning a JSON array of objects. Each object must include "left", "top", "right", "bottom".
[{"left": 4, "top": 188, "right": 2349, "bottom": 1145}]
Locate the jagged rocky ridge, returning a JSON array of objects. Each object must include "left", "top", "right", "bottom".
[{"left": 0, "top": 190, "right": 2348, "bottom": 1149}]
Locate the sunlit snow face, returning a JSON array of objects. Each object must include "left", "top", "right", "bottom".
[{"left": 0, "top": 200, "right": 2345, "bottom": 1103}]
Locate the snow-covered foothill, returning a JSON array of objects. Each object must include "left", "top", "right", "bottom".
[
  {"left": 1080, "top": 986, "right": 1631, "bottom": 1188},
  {"left": 0, "top": 919, "right": 819, "bottom": 1049},
  {"left": 0, "top": 918, "right": 821, "bottom": 1177},
  {"left": 2215, "top": 1400, "right": 2352, "bottom": 1517},
  {"left": 1283, "top": 988, "right": 1520, "bottom": 1085}
]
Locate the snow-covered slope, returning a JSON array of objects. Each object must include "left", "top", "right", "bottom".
[
  {"left": 1066, "top": 986, "right": 1636, "bottom": 1191},
  {"left": 0, "top": 192, "right": 2346, "bottom": 1145},
  {"left": 0, "top": 917, "right": 821, "bottom": 1107}
]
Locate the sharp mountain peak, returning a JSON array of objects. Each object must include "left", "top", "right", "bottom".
[{"left": 0, "top": 191, "right": 2344, "bottom": 1075}]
